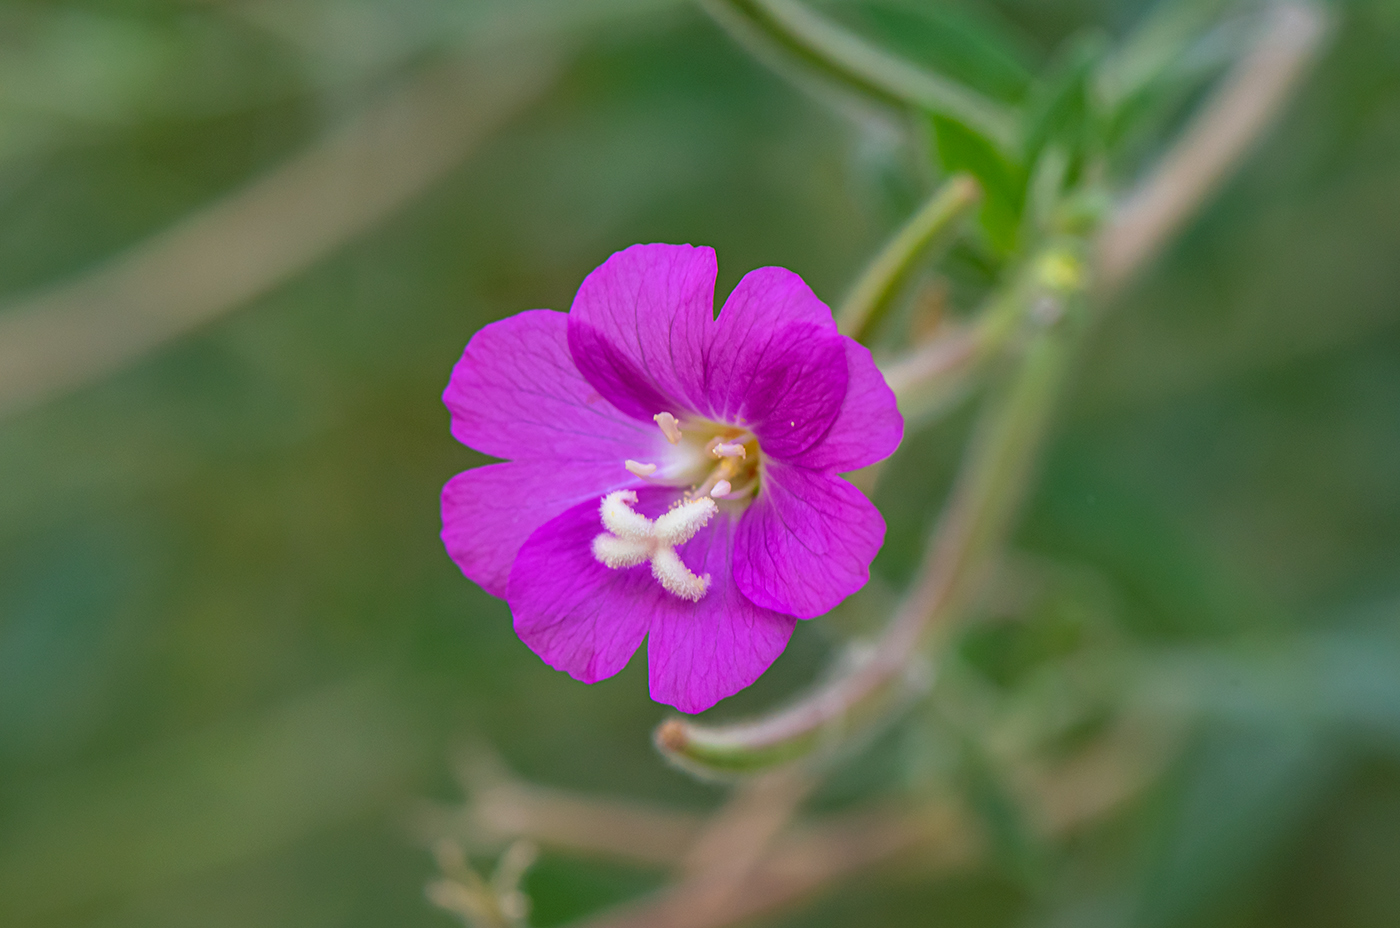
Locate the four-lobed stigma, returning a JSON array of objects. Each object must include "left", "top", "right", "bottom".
[{"left": 591, "top": 490, "right": 717, "bottom": 601}]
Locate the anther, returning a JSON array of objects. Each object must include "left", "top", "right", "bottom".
[
  {"left": 654, "top": 412, "right": 683, "bottom": 445},
  {"left": 712, "top": 442, "right": 746, "bottom": 459},
  {"left": 710, "top": 479, "right": 732, "bottom": 498},
  {"left": 625, "top": 460, "right": 658, "bottom": 477}
]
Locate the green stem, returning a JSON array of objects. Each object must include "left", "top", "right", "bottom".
[
  {"left": 878, "top": 248, "right": 1070, "bottom": 427},
  {"left": 837, "top": 174, "right": 981, "bottom": 343},
  {"left": 657, "top": 244, "right": 1088, "bottom": 778},
  {"left": 699, "top": 0, "right": 1019, "bottom": 150}
]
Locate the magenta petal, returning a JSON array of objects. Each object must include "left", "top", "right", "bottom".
[
  {"left": 445, "top": 309, "right": 656, "bottom": 462},
  {"left": 733, "top": 462, "right": 886, "bottom": 619},
  {"left": 566, "top": 243, "right": 716, "bottom": 420},
  {"left": 507, "top": 493, "right": 661, "bottom": 684},
  {"left": 713, "top": 322, "right": 850, "bottom": 461},
  {"left": 796, "top": 339, "right": 904, "bottom": 472},
  {"left": 646, "top": 509, "right": 796, "bottom": 713},
  {"left": 442, "top": 460, "right": 637, "bottom": 598},
  {"left": 711, "top": 265, "right": 836, "bottom": 342},
  {"left": 508, "top": 488, "right": 795, "bottom": 712}
]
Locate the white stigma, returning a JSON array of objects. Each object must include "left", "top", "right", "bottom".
[
  {"left": 712, "top": 442, "right": 746, "bottom": 459},
  {"left": 592, "top": 491, "right": 714, "bottom": 602},
  {"left": 625, "top": 459, "right": 658, "bottom": 477},
  {"left": 710, "top": 479, "right": 732, "bottom": 498},
  {"left": 654, "top": 497, "right": 717, "bottom": 546},
  {"left": 654, "top": 412, "right": 683, "bottom": 445},
  {"left": 600, "top": 490, "right": 652, "bottom": 540},
  {"left": 591, "top": 533, "right": 651, "bottom": 568},
  {"left": 650, "top": 548, "right": 710, "bottom": 601}
]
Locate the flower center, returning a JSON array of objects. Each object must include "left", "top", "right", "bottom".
[{"left": 591, "top": 412, "right": 764, "bottom": 601}]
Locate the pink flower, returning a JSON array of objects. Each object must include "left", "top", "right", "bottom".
[{"left": 441, "top": 244, "right": 903, "bottom": 713}]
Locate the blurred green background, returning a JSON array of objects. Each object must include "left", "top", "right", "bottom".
[{"left": 2, "top": 1, "right": 1399, "bottom": 926}]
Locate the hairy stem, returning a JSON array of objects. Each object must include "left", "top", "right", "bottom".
[
  {"left": 837, "top": 174, "right": 981, "bottom": 343},
  {"left": 658, "top": 248, "right": 1086, "bottom": 776}
]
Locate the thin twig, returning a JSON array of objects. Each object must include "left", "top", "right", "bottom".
[
  {"left": 547, "top": 716, "right": 1156, "bottom": 928},
  {"left": 0, "top": 45, "right": 563, "bottom": 420},
  {"left": 1097, "top": 2, "right": 1328, "bottom": 295}
]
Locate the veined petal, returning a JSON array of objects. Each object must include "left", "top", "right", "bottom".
[
  {"left": 733, "top": 462, "right": 886, "bottom": 619},
  {"left": 795, "top": 338, "right": 903, "bottom": 472},
  {"left": 696, "top": 267, "right": 848, "bottom": 459},
  {"left": 711, "top": 321, "right": 850, "bottom": 462},
  {"left": 442, "top": 460, "right": 638, "bottom": 598},
  {"left": 710, "top": 265, "right": 837, "bottom": 343},
  {"left": 566, "top": 243, "right": 715, "bottom": 420},
  {"left": 647, "top": 509, "right": 796, "bottom": 714},
  {"left": 507, "top": 488, "right": 794, "bottom": 712},
  {"left": 445, "top": 309, "right": 658, "bottom": 462},
  {"left": 507, "top": 493, "right": 662, "bottom": 685}
]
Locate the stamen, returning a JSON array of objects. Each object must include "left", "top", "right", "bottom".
[
  {"left": 590, "top": 534, "right": 651, "bottom": 568},
  {"left": 625, "top": 460, "right": 658, "bottom": 477},
  {"left": 653, "top": 497, "right": 717, "bottom": 546},
  {"left": 654, "top": 412, "right": 683, "bottom": 445},
  {"left": 712, "top": 442, "right": 746, "bottom": 459},
  {"left": 710, "top": 479, "right": 732, "bottom": 498},
  {"left": 650, "top": 548, "right": 710, "bottom": 602},
  {"left": 599, "top": 491, "right": 652, "bottom": 541}
]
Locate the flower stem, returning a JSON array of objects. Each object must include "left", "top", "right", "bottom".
[
  {"left": 837, "top": 174, "right": 981, "bottom": 343},
  {"left": 656, "top": 245, "right": 1087, "bottom": 777},
  {"left": 698, "top": 0, "right": 1019, "bottom": 150}
]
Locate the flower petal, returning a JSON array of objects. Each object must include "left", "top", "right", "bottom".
[
  {"left": 567, "top": 243, "right": 716, "bottom": 421},
  {"left": 647, "top": 510, "right": 797, "bottom": 713},
  {"left": 442, "top": 460, "right": 637, "bottom": 597},
  {"left": 710, "top": 321, "right": 850, "bottom": 461},
  {"left": 507, "top": 492, "right": 662, "bottom": 684},
  {"left": 795, "top": 339, "right": 904, "bottom": 472},
  {"left": 507, "top": 487, "right": 795, "bottom": 711},
  {"left": 733, "top": 462, "right": 886, "bottom": 619},
  {"left": 445, "top": 309, "right": 657, "bottom": 462},
  {"left": 694, "top": 267, "right": 848, "bottom": 459},
  {"left": 711, "top": 265, "right": 837, "bottom": 342}
]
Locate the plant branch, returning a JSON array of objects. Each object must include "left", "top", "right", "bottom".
[
  {"left": 656, "top": 0, "right": 1325, "bottom": 768},
  {"left": 1097, "top": 1, "right": 1328, "bottom": 296},
  {"left": 658, "top": 247, "right": 1087, "bottom": 776}
]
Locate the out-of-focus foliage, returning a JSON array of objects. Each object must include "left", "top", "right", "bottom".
[{"left": 1, "top": 1, "right": 1399, "bottom": 927}]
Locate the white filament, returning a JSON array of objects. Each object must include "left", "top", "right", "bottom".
[{"left": 653, "top": 412, "right": 683, "bottom": 445}]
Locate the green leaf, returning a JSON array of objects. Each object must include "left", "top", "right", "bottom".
[
  {"left": 1021, "top": 30, "right": 1108, "bottom": 172},
  {"left": 929, "top": 114, "right": 1026, "bottom": 254}
]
